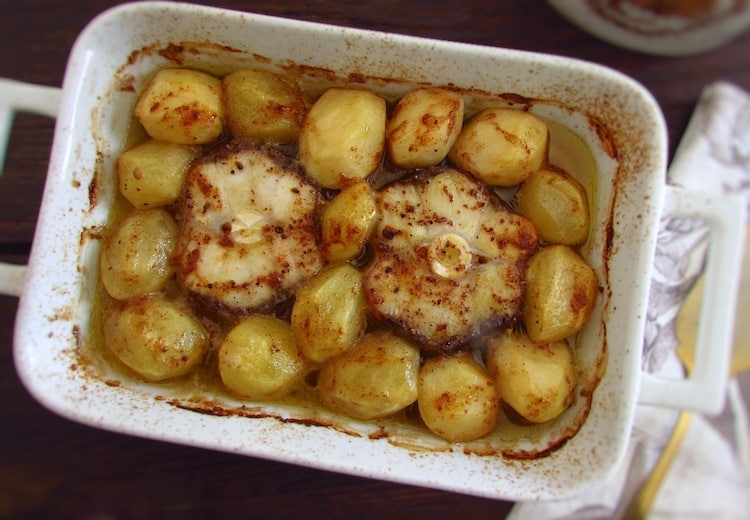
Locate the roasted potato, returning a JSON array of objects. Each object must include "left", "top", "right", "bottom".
[
  {"left": 117, "top": 139, "right": 198, "bottom": 208},
  {"left": 417, "top": 352, "right": 499, "bottom": 442},
  {"left": 386, "top": 87, "right": 464, "bottom": 169},
  {"left": 486, "top": 331, "right": 576, "bottom": 423},
  {"left": 317, "top": 331, "right": 420, "bottom": 420},
  {"left": 298, "top": 87, "right": 386, "bottom": 189},
  {"left": 218, "top": 315, "right": 305, "bottom": 400},
  {"left": 134, "top": 68, "right": 223, "bottom": 145},
  {"left": 517, "top": 167, "right": 589, "bottom": 245},
  {"left": 523, "top": 245, "right": 598, "bottom": 343},
  {"left": 448, "top": 107, "right": 548, "bottom": 187},
  {"left": 102, "top": 295, "right": 208, "bottom": 381},
  {"left": 100, "top": 209, "right": 178, "bottom": 300},
  {"left": 223, "top": 69, "right": 306, "bottom": 143},
  {"left": 321, "top": 181, "right": 378, "bottom": 262},
  {"left": 291, "top": 263, "right": 367, "bottom": 364}
]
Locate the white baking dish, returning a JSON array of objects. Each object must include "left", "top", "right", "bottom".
[{"left": 1, "top": 1, "right": 745, "bottom": 501}]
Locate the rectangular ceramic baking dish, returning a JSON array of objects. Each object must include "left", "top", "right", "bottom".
[{"left": 2, "top": 1, "right": 745, "bottom": 501}]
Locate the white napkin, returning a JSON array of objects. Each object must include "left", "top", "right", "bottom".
[{"left": 508, "top": 83, "right": 750, "bottom": 519}]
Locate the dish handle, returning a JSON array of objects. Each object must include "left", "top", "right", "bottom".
[
  {"left": 638, "top": 184, "right": 746, "bottom": 415},
  {"left": 0, "top": 78, "right": 62, "bottom": 297}
]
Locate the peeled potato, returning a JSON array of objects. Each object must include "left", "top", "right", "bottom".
[
  {"left": 100, "top": 209, "right": 178, "bottom": 300},
  {"left": 417, "top": 352, "right": 499, "bottom": 442},
  {"left": 317, "top": 331, "right": 420, "bottom": 420},
  {"left": 223, "top": 69, "right": 306, "bottom": 143},
  {"left": 218, "top": 315, "right": 305, "bottom": 400},
  {"left": 298, "top": 88, "right": 386, "bottom": 189},
  {"left": 134, "top": 68, "right": 223, "bottom": 145},
  {"left": 486, "top": 331, "right": 576, "bottom": 423},
  {"left": 117, "top": 139, "right": 198, "bottom": 208},
  {"left": 386, "top": 87, "right": 464, "bottom": 169},
  {"left": 517, "top": 167, "right": 589, "bottom": 245},
  {"left": 523, "top": 245, "right": 598, "bottom": 343},
  {"left": 448, "top": 107, "right": 548, "bottom": 187},
  {"left": 103, "top": 295, "right": 208, "bottom": 381},
  {"left": 291, "top": 264, "right": 367, "bottom": 364},
  {"left": 321, "top": 182, "right": 378, "bottom": 262}
]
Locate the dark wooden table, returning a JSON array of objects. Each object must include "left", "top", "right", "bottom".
[{"left": 1, "top": 1, "right": 748, "bottom": 518}]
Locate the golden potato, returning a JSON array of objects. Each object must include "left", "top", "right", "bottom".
[
  {"left": 298, "top": 88, "right": 386, "bottom": 189},
  {"left": 523, "top": 245, "right": 598, "bottom": 343},
  {"left": 102, "top": 295, "right": 208, "bottom": 381},
  {"left": 317, "top": 332, "right": 420, "bottom": 420},
  {"left": 321, "top": 182, "right": 378, "bottom": 262},
  {"left": 517, "top": 167, "right": 589, "bottom": 245},
  {"left": 386, "top": 87, "right": 464, "bottom": 169},
  {"left": 117, "top": 139, "right": 198, "bottom": 208},
  {"left": 291, "top": 264, "right": 367, "bottom": 364},
  {"left": 218, "top": 315, "right": 305, "bottom": 400},
  {"left": 134, "top": 68, "right": 223, "bottom": 145},
  {"left": 486, "top": 331, "right": 576, "bottom": 423},
  {"left": 100, "top": 209, "right": 178, "bottom": 300},
  {"left": 223, "top": 69, "right": 306, "bottom": 143},
  {"left": 417, "top": 352, "right": 499, "bottom": 442},
  {"left": 448, "top": 107, "right": 548, "bottom": 187}
]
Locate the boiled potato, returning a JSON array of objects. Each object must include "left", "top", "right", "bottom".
[
  {"left": 102, "top": 295, "right": 208, "bottom": 381},
  {"left": 517, "top": 167, "right": 589, "bottom": 245},
  {"left": 523, "top": 245, "right": 598, "bottom": 343},
  {"left": 100, "top": 209, "right": 178, "bottom": 300},
  {"left": 291, "top": 264, "right": 367, "bottom": 364},
  {"left": 386, "top": 87, "right": 464, "bottom": 169},
  {"left": 317, "top": 331, "right": 420, "bottom": 420},
  {"left": 298, "top": 88, "right": 386, "bottom": 189},
  {"left": 417, "top": 352, "right": 499, "bottom": 442},
  {"left": 117, "top": 139, "right": 198, "bottom": 208},
  {"left": 321, "top": 181, "right": 378, "bottom": 262},
  {"left": 448, "top": 107, "right": 548, "bottom": 187},
  {"left": 218, "top": 315, "right": 305, "bottom": 400},
  {"left": 223, "top": 69, "right": 306, "bottom": 143},
  {"left": 486, "top": 331, "right": 576, "bottom": 423},
  {"left": 134, "top": 68, "right": 223, "bottom": 145}
]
